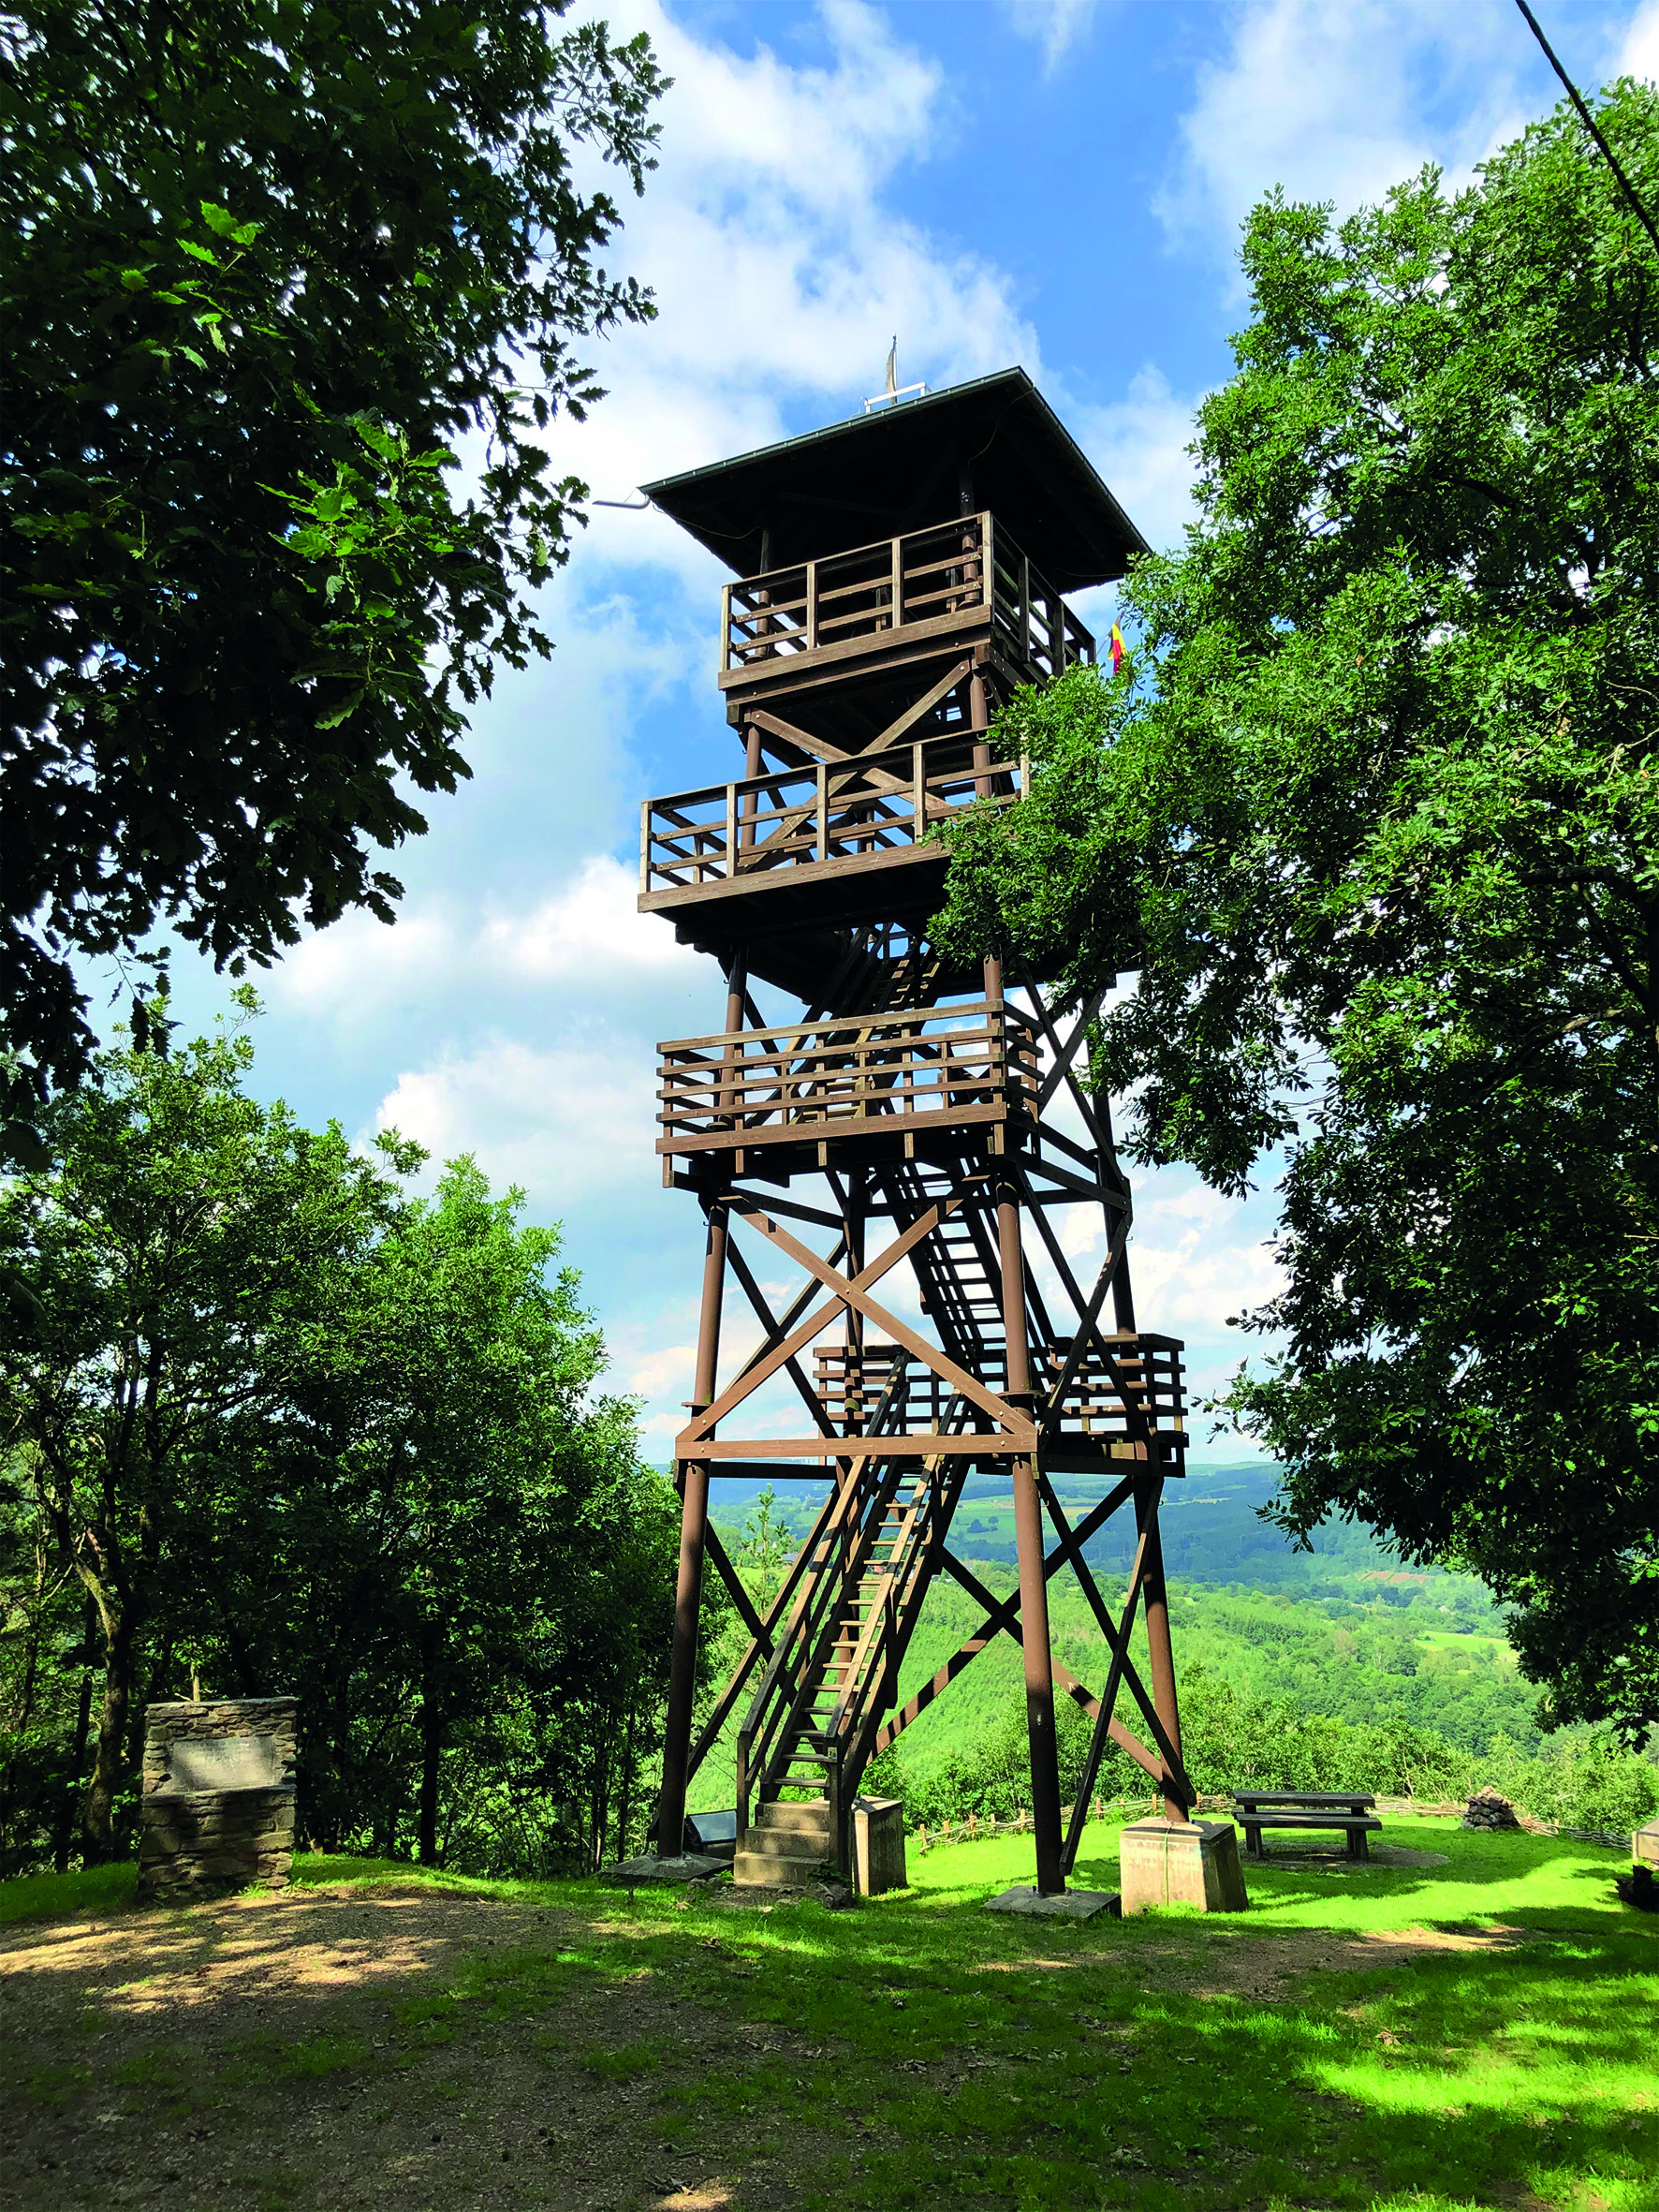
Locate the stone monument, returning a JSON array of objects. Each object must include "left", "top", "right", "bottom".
[{"left": 138, "top": 1697, "right": 298, "bottom": 1900}]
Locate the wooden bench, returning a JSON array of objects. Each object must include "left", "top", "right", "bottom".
[{"left": 1231, "top": 1790, "right": 1382, "bottom": 1861}]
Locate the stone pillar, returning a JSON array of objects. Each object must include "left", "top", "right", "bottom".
[{"left": 138, "top": 1698, "right": 298, "bottom": 1901}]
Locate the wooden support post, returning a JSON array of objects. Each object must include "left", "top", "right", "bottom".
[
  {"left": 1137, "top": 1475, "right": 1186, "bottom": 1822},
  {"left": 740, "top": 719, "right": 762, "bottom": 854},
  {"left": 1005, "top": 1173, "right": 1064, "bottom": 1893},
  {"left": 658, "top": 1197, "right": 731, "bottom": 1858},
  {"left": 716, "top": 948, "right": 748, "bottom": 1123},
  {"left": 844, "top": 1174, "right": 865, "bottom": 1437}
]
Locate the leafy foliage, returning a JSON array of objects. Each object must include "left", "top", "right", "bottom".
[
  {"left": 882, "top": 1668, "right": 1658, "bottom": 1840},
  {"left": 0, "top": 0, "right": 665, "bottom": 1153},
  {"left": 0, "top": 998, "right": 677, "bottom": 1874},
  {"left": 934, "top": 87, "right": 1659, "bottom": 1743}
]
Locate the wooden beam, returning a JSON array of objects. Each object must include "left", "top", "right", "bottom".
[
  {"left": 722, "top": 1231, "right": 839, "bottom": 1439},
  {"left": 868, "top": 657, "right": 974, "bottom": 751},
  {"left": 703, "top": 1521, "right": 773, "bottom": 1655},
  {"left": 873, "top": 1482, "right": 1135, "bottom": 1753},
  {"left": 730, "top": 1200, "right": 1037, "bottom": 1443},
  {"left": 680, "top": 1198, "right": 962, "bottom": 1442}
]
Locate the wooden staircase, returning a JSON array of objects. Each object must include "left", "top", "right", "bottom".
[{"left": 732, "top": 1386, "right": 973, "bottom": 1882}]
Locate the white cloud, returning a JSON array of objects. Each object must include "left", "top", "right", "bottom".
[
  {"left": 1160, "top": 0, "right": 1529, "bottom": 267},
  {"left": 1000, "top": 0, "right": 1101, "bottom": 68},
  {"left": 1047, "top": 1164, "right": 1284, "bottom": 1342},
  {"left": 546, "top": 0, "right": 1042, "bottom": 586},
  {"left": 482, "top": 858, "right": 696, "bottom": 982},
  {"left": 1075, "top": 363, "right": 1205, "bottom": 558},
  {"left": 1622, "top": 0, "right": 1659, "bottom": 79},
  {"left": 275, "top": 857, "right": 701, "bottom": 1033},
  {"left": 371, "top": 1031, "right": 660, "bottom": 1208}
]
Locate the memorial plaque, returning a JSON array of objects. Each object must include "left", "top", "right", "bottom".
[{"left": 166, "top": 1733, "right": 281, "bottom": 1793}]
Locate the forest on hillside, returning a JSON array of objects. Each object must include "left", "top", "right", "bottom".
[{"left": 698, "top": 1479, "right": 1659, "bottom": 1841}]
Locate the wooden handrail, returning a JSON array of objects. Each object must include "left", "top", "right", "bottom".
[{"left": 719, "top": 510, "right": 1094, "bottom": 679}]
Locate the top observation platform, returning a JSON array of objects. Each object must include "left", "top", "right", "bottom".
[
  {"left": 641, "top": 368, "right": 1148, "bottom": 594},
  {"left": 636, "top": 372, "right": 1148, "bottom": 991}
]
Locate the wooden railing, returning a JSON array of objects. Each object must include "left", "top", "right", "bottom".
[
  {"left": 720, "top": 511, "right": 1094, "bottom": 683},
  {"left": 735, "top": 1362, "right": 917, "bottom": 1828},
  {"left": 737, "top": 1370, "right": 972, "bottom": 1831},
  {"left": 639, "top": 733, "right": 1025, "bottom": 899},
  {"left": 815, "top": 1333, "right": 1185, "bottom": 1454},
  {"left": 1036, "top": 1333, "right": 1186, "bottom": 1453},
  {"left": 656, "top": 1002, "right": 1038, "bottom": 1158}
]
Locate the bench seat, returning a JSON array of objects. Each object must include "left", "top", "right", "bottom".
[{"left": 1235, "top": 1810, "right": 1384, "bottom": 1861}]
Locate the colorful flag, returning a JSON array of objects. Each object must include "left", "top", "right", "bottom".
[{"left": 1109, "top": 623, "right": 1127, "bottom": 676}]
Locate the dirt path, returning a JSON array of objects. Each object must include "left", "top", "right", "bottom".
[
  {"left": 0, "top": 1881, "right": 1572, "bottom": 2212},
  {"left": 1, "top": 1883, "right": 774, "bottom": 2211}
]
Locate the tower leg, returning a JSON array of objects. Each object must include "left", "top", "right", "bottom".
[
  {"left": 1136, "top": 1476, "right": 1187, "bottom": 1821},
  {"left": 1001, "top": 1175, "right": 1064, "bottom": 1894},
  {"left": 657, "top": 1197, "right": 730, "bottom": 1858}
]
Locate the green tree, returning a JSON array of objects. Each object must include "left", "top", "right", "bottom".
[
  {"left": 0, "top": 993, "right": 409, "bottom": 1851},
  {"left": 319, "top": 1157, "right": 663, "bottom": 1867},
  {"left": 0, "top": 1002, "right": 681, "bottom": 1872},
  {"left": 935, "top": 87, "right": 1659, "bottom": 1743},
  {"left": 736, "top": 1484, "right": 789, "bottom": 1613},
  {"left": 1, "top": 0, "right": 665, "bottom": 1153}
]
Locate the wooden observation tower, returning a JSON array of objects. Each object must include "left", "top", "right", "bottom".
[{"left": 639, "top": 370, "right": 1195, "bottom": 1895}]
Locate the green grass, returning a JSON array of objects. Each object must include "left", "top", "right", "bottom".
[
  {"left": 293, "top": 1817, "right": 1653, "bottom": 2210},
  {"left": 5, "top": 1822, "right": 1653, "bottom": 2211},
  {"left": 0, "top": 1859, "right": 138, "bottom": 1924},
  {"left": 914, "top": 1810, "right": 1632, "bottom": 1932}
]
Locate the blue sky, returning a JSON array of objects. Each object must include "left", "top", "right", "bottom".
[{"left": 131, "top": 0, "right": 1659, "bottom": 1464}]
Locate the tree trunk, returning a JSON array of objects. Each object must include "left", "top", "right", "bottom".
[
  {"left": 615, "top": 1702, "right": 637, "bottom": 1865},
  {"left": 81, "top": 1602, "right": 138, "bottom": 1857},
  {"left": 0, "top": 1544, "right": 50, "bottom": 1846},
  {"left": 417, "top": 1626, "right": 442, "bottom": 1867},
  {"left": 54, "top": 1598, "right": 97, "bottom": 1874}
]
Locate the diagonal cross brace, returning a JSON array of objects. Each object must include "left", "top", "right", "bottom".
[
  {"left": 1017, "top": 1163, "right": 1157, "bottom": 1442},
  {"left": 872, "top": 1478, "right": 1134, "bottom": 1755},
  {"left": 729, "top": 1200, "right": 1037, "bottom": 1445},
  {"left": 1039, "top": 1474, "right": 1193, "bottom": 1814},
  {"left": 679, "top": 1198, "right": 959, "bottom": 1445},
  {"left": 722, "top": 1232, "right": 838, "bottom": 1438}
]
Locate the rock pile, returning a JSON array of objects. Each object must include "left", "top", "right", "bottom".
[{"left": 1461, "top": 1785, "right": 1521, "bottom": 1832}]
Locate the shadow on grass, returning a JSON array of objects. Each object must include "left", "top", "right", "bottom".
[{"left": 2, "top": 1845, "right": 1653, "bottom": 2212}]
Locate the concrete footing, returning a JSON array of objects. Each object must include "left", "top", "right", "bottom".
[
  {"left": 1119, "top": 1818, "right": 1248, "bottom": 1913},
  {"left": 851, "top": 1797, "right": 907, "bottom": 1895},
  {"left": 983, "top": 1884, "right": 1122, "bottom": 1921}
]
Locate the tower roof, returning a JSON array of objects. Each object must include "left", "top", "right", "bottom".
[{"left": 640, "top": 367, "right": 1148, "bottom": 595}]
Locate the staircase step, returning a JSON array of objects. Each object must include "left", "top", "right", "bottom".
[
  {"left": 741, "top": 1825, "right": 830, "bottom": 1861},
  {"left": 756, "top": 1795, "right": 834, "bottom": 1822},
  {"left": 733, "top": 1844, "right": 830, "bottom": 1888}
]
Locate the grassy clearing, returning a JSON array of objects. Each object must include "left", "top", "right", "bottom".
[
  {"left": 0, "top": 1860, "right": 139, "bottom": 1926},
  {"left": 1, "top": 1819, "right": 1652, "bottom": 2211}
]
